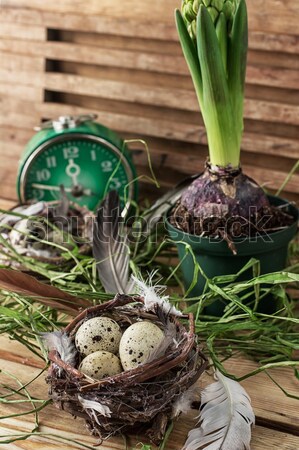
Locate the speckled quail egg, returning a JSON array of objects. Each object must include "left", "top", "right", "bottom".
[
  {"left": 119, "top": 321, "right": 164, "bottom": 370},
  {"left": 75, "top": 317, "right": 122, "bottom": 356},
  {"left": 79, "top": 351, "right": 122, "bottom": 380}
]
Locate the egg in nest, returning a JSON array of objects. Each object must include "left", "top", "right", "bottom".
[
  {"left": 75, "top": 317, "right": 122, "bottom": 356},
  {"left": 79, "top": 351, "right": 122, "bottom": 380},
  {"left": 119, "top": 321, "right": 164, "bottom": 370}
]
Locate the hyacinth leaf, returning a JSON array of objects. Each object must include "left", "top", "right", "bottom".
[
  {"left": 227, "top": 0, "right": 248, "bottom": 151},
  {"left": 197, "top": 5, "right": 239, "bottom": 167},
  {"left": 175, "top": 9, "right": 203, "bottom": 105},
  {"left": 216, "top": 12, "right": 228, "bottom": 74}
]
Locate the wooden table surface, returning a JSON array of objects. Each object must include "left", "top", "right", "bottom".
[
  {"left": 0, "top": 198, "right": 298, "bottom": 449},
  {"left": 1, "top": 336, "right": 299, "bottom": 450}
]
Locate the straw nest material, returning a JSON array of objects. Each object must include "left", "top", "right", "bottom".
[{"left": 46, "top": 294, "right": 208, "bottom": 445}]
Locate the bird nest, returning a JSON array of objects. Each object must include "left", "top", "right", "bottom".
[
  {"left": 46, "top": 294, "right": 208, "bottom": 445},
  {"left": 0, "top": 201, "right": 92, "bottom": 267}
]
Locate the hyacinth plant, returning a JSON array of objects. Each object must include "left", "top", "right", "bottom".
[{"left": 175, "top": 0, "right": 270, "bottom": 223}]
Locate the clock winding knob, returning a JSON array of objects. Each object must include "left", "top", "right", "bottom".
[{"left": 34, "top": 114, "right": 98, "bottom": 132}]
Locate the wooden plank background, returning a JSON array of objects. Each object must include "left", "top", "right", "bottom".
[{"left": 0, "top": 0, "right": 298, "bottom": 203}]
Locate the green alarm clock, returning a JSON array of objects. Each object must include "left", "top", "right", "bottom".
[{"left": 17, "top": 114, "right": 138, "bottom": 213}]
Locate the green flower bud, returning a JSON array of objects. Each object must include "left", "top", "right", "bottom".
[
  {"left": 182, "top": 0, "right": 237, "bottom": 40},
  {"left": 211, "top": 0, "right": 224, "bottom": 11},
  {"left": 183, "top": 2, "right": 197, "bottom": 22},
  {"left": 222, "top": 0, "right": 235, "bottom": 21},
  {"left": 207, "top": 6, "right": 219, "bottom": 23},
  {"left": 193, "top": 0, "right": 201, "bottom": 15},
  {"left": 188, "top": 19, "right": 197, "bottom": 40}
]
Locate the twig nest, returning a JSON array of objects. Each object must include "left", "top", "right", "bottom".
[
  {"left": 46, "top": 294, "right": 208, "bottom": 445},
  {"left": 75, "top": 317, "right": 122, "bottom": 356},
  {"left": 119, "top": 321, "right": 164, "bottom": 370}
]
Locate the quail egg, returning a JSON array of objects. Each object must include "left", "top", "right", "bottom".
[
  {"left": 75, "top": 317, "right": 122, "bottom": 356},
  {"left": 79, "top": 351, "right": 122, "bottom": 380},
  {"left": 119, "top": 321, "right": 164, "bottom": 370}
]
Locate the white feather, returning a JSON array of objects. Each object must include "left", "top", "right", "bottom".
[
  {"left": 132, "top": 274, "right": 182, "bottom": 317},
  {"left": 144, "top": 320, "right": 179, "bottom": 364},
  {"left": 78, "top": 396, "right": 112, "bottom": 419},
  {"left": 0, "top": 202, "right": 44, "bottom": 226},
  {"left": 172, "top": 384, "right": 200, "bottom": 418},
  {"left": 41, "top": 331, "right": 77, "bottom": 368},
  {"left": 182, "top": 370, "right": 255, "bottom": 450}
]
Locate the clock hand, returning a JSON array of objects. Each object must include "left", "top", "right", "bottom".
[
  {"left": 32, "top": 183, "right": 65, "bottom": 192},
  {"left": 66, "top": 159, "right": 80, "bottom": 186},
  {"left": 31, "top": 183, "right": 95, "bottom": 197}
]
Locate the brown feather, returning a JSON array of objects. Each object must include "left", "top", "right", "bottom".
[{"left": 0, "top": 269, "right": 90, "bottom": 315}]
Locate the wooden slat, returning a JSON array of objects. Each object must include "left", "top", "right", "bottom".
[
  {"left": 41, "top": 73, "right": 299, "bottom": 127},
  {"left": 1, "top": 38, "right": 298, "bottom": 88},
  {"left": 38, "top": 102, "right": 299, "bottom": 161},
  {"left": 247, "top": 66, "right": 299, "bottom": 90},
  {"left": 0, "top": 83, "right": 43, "bottom": 102},
  {"left": 1, "top": 0, "right": 298, "bottom": 36},
  {"left": 1, "top": 37, "right": 298, "bottom": 72},
  {"left": 0, "top": 52, "right": 44, "bottom": 72},
  {"left": 249, "top": 31, "right": 299, "bottom": 54},
  {"left": 1, "top": 98, "right": 299, "bottom": 164},
  {"left": 1, "top": 8, "right": 299, "bottom": 52},
  {"left": 0, "top": 12, "right": 177, "bottom": 41},
  {"left": 0, "top": 39, "right": 187, "bottom": 75},
  {"left": 0, "top": 22, "right": 45, "bottom": 41},
  {"left": 1, "top": 60, "right": 298, "bottom": 128},
  {"left": 1, "top": 122, "right": 298, "bottom": 194},
  {"left": 2, "top": 0, "right": 299, "bottom": 27}
]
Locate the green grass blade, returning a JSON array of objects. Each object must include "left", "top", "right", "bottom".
[
  {"left": 197, "top": 5, "right": 239, "bottom": 167},
  {"left": 175, "top": 9, "right": 203, "bottom": 104},
  {"left": 227, "top": 0, "right": 248, "bottom": 150}
]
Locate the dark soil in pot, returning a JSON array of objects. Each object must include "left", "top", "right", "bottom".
[{"left": 169, "top": 167, "right": 296, "bottom": 249}]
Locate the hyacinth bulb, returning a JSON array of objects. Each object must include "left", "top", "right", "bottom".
[{"left": 180, "top": 166, "right": 270, "bottom": 220}]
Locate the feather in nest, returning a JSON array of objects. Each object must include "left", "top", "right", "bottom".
[
  {"left": 182, "top": 370, "right": 255, "bottom": 450},
  {"left": 52, "top": 185, "right": 70, "bottom": 220},
  {"left": 92, "top": 191, "right": 132, "bottom": 294},
  {"left": 134, "top": 274, "right": 183, "bottom": 364},
  {"left": 78, "top": 396, "right": 112, "bottom": 422},
  {"left": 144, "top": 319, "right": 179, "bottom": 364},
  {"left": 172, "top": 384, "right": 200, "bottom": 418},
  {"left": 132, "top": 274, "right": 182, "bottom": 317},
  {"left": 41, "top": 331, "right": 77, "bottom": 375}
]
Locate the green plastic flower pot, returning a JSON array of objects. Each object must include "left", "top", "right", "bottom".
[{"left": 166, "top": 195, "right": 298, "bottom": 316}]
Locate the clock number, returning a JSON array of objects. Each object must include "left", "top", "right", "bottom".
[
  {"left": 63, "top": 146, "right": 79, "bottom": 159},
  {"left": 91, "top": 150, "right": 97, "bottom": 161},
  {"left": 110, "top": 177, "right": 122, "bottom": 190},
  {"left": 101, "top": 160, "right": 113, "bottom": 172},
  {"left": 46, "top": 156, "right": 57, "bottom": 168},
  {"left": 36, "top": 169, "right": 51, "bottom": 182},
  {"left": 32, "top": 189, "right": 44, "bottom": 200}
]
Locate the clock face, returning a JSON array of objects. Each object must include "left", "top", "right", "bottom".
[{"left": 20, "top": 135, "right": 134, "bottom": 212}]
